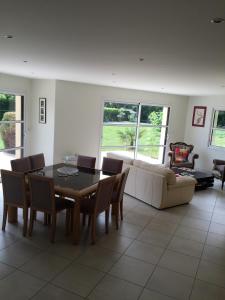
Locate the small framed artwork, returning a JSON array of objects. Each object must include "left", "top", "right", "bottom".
[
  {"left": 39, "top": 98, "right": 46, "bottom": 124},
  {"left": 192, "top": 106, "right": 207, "bottom": 127}
]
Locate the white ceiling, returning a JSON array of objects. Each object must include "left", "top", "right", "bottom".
[{"left": 0, "top": 0, "right": 225, "bottom": 96}]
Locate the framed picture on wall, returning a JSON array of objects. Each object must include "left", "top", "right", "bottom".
[
  {"left": 39, "top": 98, "right": 46, "bottom": 124},
  {"left": 192, "top": 106, "right": 207, "bottom": 127}
]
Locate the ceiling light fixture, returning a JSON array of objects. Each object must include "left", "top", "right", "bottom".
[
  {"left": 210, "top": 17, "right": 225, "bottom": 24},
  {"left": 0, "top": 34, "right": 13, "bottom": 39},
  {"left": 139, "top": 57, "right": 144, "bottom": 62},
  {"left": 23, "top": 60, "right": 28, "bottom": 63}
]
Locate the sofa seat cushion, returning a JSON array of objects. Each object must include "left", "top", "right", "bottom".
[
  {"left": 107, "top": 152, "right": 134, "bottom": 165},
  {"left": 133, "top": 160, "right": 176, "bottom": 185}
]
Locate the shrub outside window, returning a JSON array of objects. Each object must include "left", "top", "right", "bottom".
[
  {"left": 210, "top": 110, "right": 225, "bottom": 147},
  {"left": 101, "top": 102, "right": 170, "bottom": 164}
]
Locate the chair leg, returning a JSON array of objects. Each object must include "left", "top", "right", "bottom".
[
  {"left": 90, "top": 215, "right": 96, "bottom": 244},
  {"left": 2, "top": 204, "right": 8, "bottom": 231},
  {"left": 23, "top": 207, "right": 28, "bottom": 237},
  {"left": 51, "top": 213, "right": 57, "bottom": 243},
  {"left": 44, "top": 213, "right": 48, "bottom": 225},
  {"left": 29, "top": 209, "right": 35, "bottom": 236},
  {"left": 222, "top": 180, "right": 224, "bottom": 190},
  {"left": 88, "top": 215, "right": 91, "bottom": 227},
  {"left": 82, "top": 214, "right": 86, "bottom": 226},
  {"left": 105, "top": 209, "right": 109, "bottom": 234},
  {"left": 120, "top": 198, "right": 123, "bottom": 221},
  {"left": 115, "top": 203, "right": 120, "bottom": 230},
  {"left": 65, "top": 209, "right": 70, "bottom": 236},
  {"left": 70, "top": 210, "right": 74, "bottom": 232}
]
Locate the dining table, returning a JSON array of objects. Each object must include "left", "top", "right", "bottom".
[{"left": 7, "top": 163, "right": 111, "bottom": 244}]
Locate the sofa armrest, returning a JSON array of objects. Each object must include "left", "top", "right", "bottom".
[{"left": 168, "top": 176, "right": 196, "bottom": 189}]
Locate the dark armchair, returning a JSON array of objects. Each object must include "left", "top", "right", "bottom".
[
  {"left": 212, "top": 159, "right": 225, "bottom": 189},
  {"left": 168, "top": 142, "right": 199, "bottom": 169}
]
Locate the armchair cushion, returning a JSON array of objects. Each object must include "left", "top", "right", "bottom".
[{"left": 174, "top": 147, "right": 190, "bottom": 163}]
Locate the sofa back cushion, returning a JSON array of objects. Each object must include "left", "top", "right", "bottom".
[
  {"left": 133, "top": 160, "right": 176, "bottom": 185},
  {"left": 106, "top": 152, "right": 134, "bottom": 165}
]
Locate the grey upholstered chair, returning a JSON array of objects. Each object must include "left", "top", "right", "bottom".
[
  {"left": 102, "top": 157, "right": 123, "bottom": 174},
  {"left": 77, "top": 155, "right": 96, "bottom": 169},
  {"left": 80, "top": 175, "right": 116, "bottom": 244},
  {"left": 28, "top": 174, "right": 74, "bottom": 243},
  {"left": 1, "top": 169, "right": 30, "bottom": 236}
]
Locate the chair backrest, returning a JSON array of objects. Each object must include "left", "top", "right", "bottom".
[
  {"left": 29, "top": 153, "right": 45, "bottom": 170},
  {"left": 169, "top": 142, "right": 194, "bottom": 163},
  {"left": 115, "top": 168, "right": 130, "bottom": 203},
  {"left": 102, "top": 157, "right": 123, "bottom": 174},
  {"left": 11, "top": 157, "right": 32, "bottom": 173},
  {"left": 94, "top": 175, "right": 116, "bottom": 214},
  {"left": 28, "top": 174, "right": 55, "bottom": 212},
  {"left": 77, "top": 155, "right": 96, "bottom": 169},
  {"left": 1, "top": 169, "right": 27, "bottom": 207}
]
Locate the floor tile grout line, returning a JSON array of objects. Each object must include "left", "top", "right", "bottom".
[{"left": 188, "top": 188, "right": 219, "bottom": 299}]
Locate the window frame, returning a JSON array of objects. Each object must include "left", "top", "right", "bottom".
[
  {"left": 209, "top": 108, "right": 225, "bottom": 148},
  {"left": 100, "top": 100, "right": 170, "bottom": 164}
]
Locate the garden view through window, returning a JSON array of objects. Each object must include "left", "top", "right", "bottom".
[
  {"left": 210, "top": 110, "right": 225, "bottom": 147},
  {"left": 101, "top": 102, "right": 170, "bottom": 163},
  {"left": 0, "top": 93, "right": 24, "bottom": 171}
]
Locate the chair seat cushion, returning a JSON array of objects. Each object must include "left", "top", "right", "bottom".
[{"left": 55, "top": 197, "right": 74, "bottom": 211}]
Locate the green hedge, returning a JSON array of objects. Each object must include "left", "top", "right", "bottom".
[{"left": 0, "top": 112, "right": 15, "bottom": 149}]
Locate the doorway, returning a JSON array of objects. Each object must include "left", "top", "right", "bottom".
[{"left": 0, "top": 93, "right": 24, "bottom": 170}]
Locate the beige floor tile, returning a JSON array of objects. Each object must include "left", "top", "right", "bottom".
[
  {"left": 109, "top": 255, "right": 155, "bottom": 286},
  {"left": 97, "top": 233, "right": 133, "bottom": 253},
  {"left": 147, "top": 266, "right": 194, "bottom": 300},
  {"left": 212, "top": 212, "right": 225, "bottom": 225},
  {"left": 0, "top": 270, "right": 45, "bottom": 299},
  {"left": 185, "top": 209, "right": 212, "bottom": 221},
  {"left": 197, "top": 259, "right": 225, "bottom": 288},
  {"left": 32, "top": 284, "right": 84, "bottom": 300},
  {"left": 202, "top": 245, "right": 225, "bottom": 267},
  {"left": 168, "top": 236, "right": 204, "bottom": 258},
  {"left": 175, "top": 225, "right": 207, "bottom": 243},
  {"left": 125, "top": 240, "right": 164, "bottom": 264},
  {"left": 181, "top": 216, "right": 210, "bottom": 231},
  {"left": 159, "top": 249, "right": 199, "bottom": 277},
  {"left": 118, "top": 222, "right": 143, "bottom": 239},
  {"left": 0, "top": 231, "right": 18, "bottom": 250},
  {"left": 88, "top": 274, "right": 142, "bottom": 300},
  {"left": 0, "top": 240, "right": 41, "bottom": 267},
  {"left": 147, "top": 220, "right": 178, "bottom": 235},
  {"left": 206, "top": 232, "right": 225, "bottom": 249},
  {"left": 209, "top": 222, "right": 225, "bottom": 236},
  {"left": 0, "top": 261, "right": 15, "bottom": 280},
  {"left": 191, "top": 279, "right": 225, "bottom": 300},
  {"left": 124, "top": 211, "right": 152, "bottom": 227},
  {"left": 53, "top": 263, "right": 104, "bottom": 297},
  {"left": 20, "top": 251, "right": 71, "bottom": 280},
  {"left": 137, "top": 228, "right": 172, "bottom": 248},
  {"left": 76, "top": 245, "right": 120, "bottom": 272},
  {"left": 139, "top": 288, "right": 175, "bottom": 300}
]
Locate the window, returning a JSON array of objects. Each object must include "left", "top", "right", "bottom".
[
  {"left": 0, "top": 93, "right": 24, "bottom": 170},
  {"left": 210, "top": 109, "right": 225, "bottom": 147},
  {"left": 101, "top": 102, "right": 170, "bottom": 163}
]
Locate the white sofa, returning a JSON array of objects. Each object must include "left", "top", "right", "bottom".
[{"left": 107, "top": 153, "right": 196, "bottom": 209}]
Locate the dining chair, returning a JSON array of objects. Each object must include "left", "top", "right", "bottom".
[
  {"left": 80, "top": 175, "right": 116, "bottom": 244},
  {"left": 102, "top": 157, "right": 123, "bottom": 174},
  {"left": 29, "top": 153, "right": 45, "bottom": 170},
  {"left": 28, "top": 174, "right": 74, "bottom": 243},
  {"left": 11, "top": 157, "right": 32, "bottom": 173},
  {"left": 111, "top": 168, "right": 130, "bottom": 229},
  {"left": 77, "top": 155, "right": 96, "bottom": 169},
  {"left": 1, "top": 169, "right": 30, "bottom": 236}
]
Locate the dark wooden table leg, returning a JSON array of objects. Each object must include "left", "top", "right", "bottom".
[
  {"left": 73, "top": 198, "right": 80, "bottom": 244},
  {"left": 8, "top": 207, "right": 18, "bottom": 223}
]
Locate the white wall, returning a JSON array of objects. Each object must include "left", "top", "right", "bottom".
[
  {"left": 184, "top": 96, "right": 225, "bottom": 171},
  {"left": 29, "top": 79, "right": 56, "bottom": 165},
  {"left": 54, "top": 80, "right": 189, "bottom": 166},
  {"left": 0, "top": 73, "right": 31, "bottom": 154}
]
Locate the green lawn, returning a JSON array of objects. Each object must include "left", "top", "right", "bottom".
[
  {"left": 102, "top": 126, "right": 162, "bottom": 159},
  {"left": 212, "top": 130, "right": 225, "bottom": 147},
  {"left": 0, "top": 134, "right": 4, "bottom": 150}
]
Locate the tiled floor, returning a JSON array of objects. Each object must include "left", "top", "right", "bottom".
[{"left": 0, "top": 181, "right": 225, "bottom": 299}]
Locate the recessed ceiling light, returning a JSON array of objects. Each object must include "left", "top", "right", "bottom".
[
  {"left": 23, "top": 60, "right": 28, "bottom": 63},
  {"left": 210, "top": 17, "right": 225, "bottom": 24},
  {"left": 112, "top": 73, "right": 116, "bottom": 76},
  {"left": 139, "top": 57, "right": 144, "bottom": 62},
  {"left": 0, "top": 34, "right": 13, "bottom": 39}
]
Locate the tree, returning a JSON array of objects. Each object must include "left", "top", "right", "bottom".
[
  {"left": 148, "top": 111, "right": 163, "bottom": 126},
  {"left": 0, "top": 112, "right": 15, "bottom": 148},
  {"left": 117, "top": 128, "right": 146, "bottom": 147}
]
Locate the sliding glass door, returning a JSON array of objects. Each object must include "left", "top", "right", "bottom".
[
  {"left": 101, "top": 102, "right": 170, "bottom": 164},
  {"left": 0, "top": 93, "right": 24, "bottom": 170}
]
